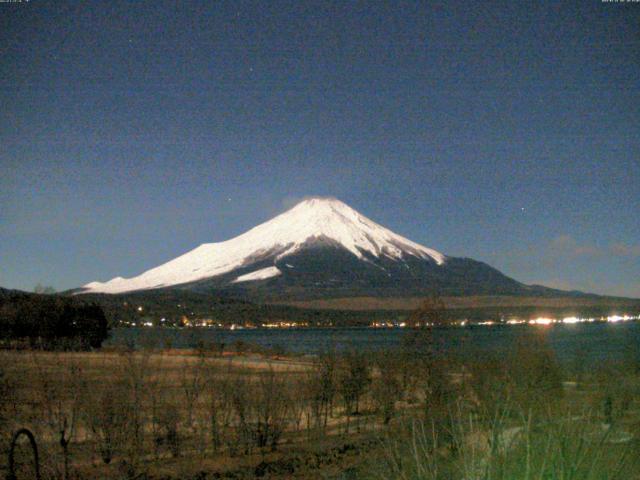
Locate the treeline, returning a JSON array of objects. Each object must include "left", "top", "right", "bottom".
[
  {"left": 0, "top": 290, "right": 109, "bottom": 349},
  {"left": 79, "top": 289, "right": 405, "bottom": 327},
  {"left": 77, "top": 288, "right": 640, "bottom": 328}
]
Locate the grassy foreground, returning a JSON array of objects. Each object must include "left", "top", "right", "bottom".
[{"left": 0, "top": 330, "right": 639, "bottom": 479}]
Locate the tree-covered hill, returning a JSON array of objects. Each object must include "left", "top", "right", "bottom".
[{"left": 0, "top": 288, "right": 109, "bottom": 349}]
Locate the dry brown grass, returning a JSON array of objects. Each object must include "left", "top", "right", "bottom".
[
  {"left": 276, "top": 295, "right": 640, "bottom": 311},
  {"left": 1, "top": 340, "right": 638, "bottom": 480},
  {"left": 0, "top": 349, "right": 382, "bottom": 479}
]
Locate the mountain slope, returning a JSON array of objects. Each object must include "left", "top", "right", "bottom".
[
  {"left": 79, "top": 197, "right": 549, "bottom": 300},
  {"left": 81, "top": 197, "right": 446, "bottom": 295}
]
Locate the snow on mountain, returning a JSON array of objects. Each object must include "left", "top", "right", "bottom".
[
  {"left": 81, "top": 197, "right": 445, "bottom": 294},
  {"left": 232, "top": 266, "right": 282, "bottom": 283}
]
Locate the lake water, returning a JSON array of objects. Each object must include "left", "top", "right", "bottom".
[{"left": 107, "top": 322, "right": 640, "bottom": 366}]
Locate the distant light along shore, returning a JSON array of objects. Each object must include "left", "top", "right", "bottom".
[{"left": 118, "top": 314, "right": 640, "bottom": 330}]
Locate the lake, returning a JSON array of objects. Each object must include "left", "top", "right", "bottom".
[{"left": 107, "top": 322, "right": 640, "bottom": 366}]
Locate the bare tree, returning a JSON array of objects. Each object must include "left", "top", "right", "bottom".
[
  {"left": 287, "top": 375, "right": 307, "bottom": 433},
  {"left": 337, "top": 350, "right": 370, "bottom": 433},
  {"left": 371, "top": 349, "right": 402, "bottom": 425},
  {"left": 0, "top": 355, "right": 17, "bottom": 468},
  {"left": 252, "top": 367, "right": 290, "bottom": 451},
  {"left": 83, "top": 374, "right": 130, "bottom": 464},
  {"left": 306, "top": 348, "right": 336, "bottom": 434},
  {"left": 400, "top": 296, "right": 448, "bottom": 391},
  {"left": 206, "top": 363, "right": 234, "bottom": 453},
  {"left": 118, "top": 347, "right": 152, "bottom": 471},
  {"left": 180, "top": 347, "right": 207, "bottom": 431},
  {"left": 156, "top": 402, "right": 182, "bottom": 458},
  {"left": 32, "top": 353, "right": 84, "bottom": 480}
]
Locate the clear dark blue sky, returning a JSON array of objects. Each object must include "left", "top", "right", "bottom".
[{"left": 1, "top": 0, "right": 639, "bottom": 296}]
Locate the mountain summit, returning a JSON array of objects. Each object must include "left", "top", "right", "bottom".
[
  {"left": 81, "top": 197, "right": 527, "bottom": 298},
  {"left": 82, "top": 197, "right": 444, "bottom": 294}
]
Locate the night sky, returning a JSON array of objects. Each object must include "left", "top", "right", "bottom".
[{"left": 1, "top": 1, "right": 639, "bottom": 297}]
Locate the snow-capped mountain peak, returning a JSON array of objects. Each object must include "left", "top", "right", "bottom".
[
  {"left": 81, "top": 197, "right": 445, "bottom": 294},
  {"left": 263, "top": 197, "right": 445, "bottom": 263}
]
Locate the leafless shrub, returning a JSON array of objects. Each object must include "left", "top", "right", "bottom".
[
  {"left": 0, "top": 355, "right": 15, "bottom": 464},
  {"left": 337, "top": 349, "right": 370, "bottom": 434},
  {"left": 398, "top": 296, "right": 449, "bottom": 400},
  {"left": 117, "top": 348, "right": 152, "bottom": 472},
  {"left": 31, "top": 353, "right": 84, "bottom": 480},
  {"left": 206, "top": 363, "right": 234, "bottom": 453},
  {"left": 464, "top": 332, "right": 563, "bottom": 429},
  {"left": 305, "top": 348, "right": 336, "bottom": 434},
  {"left": 287, "top": 375, "right": 308, "bottom": 433},
  {"left": 371, "top": 350, "right": 402, "bottom": 425},
  {"left": 217, "top": 365, "right": 293, "bottom": 455},
  {"left": 0, "top": 354, "right": 14, "bottom": 434},
  {"left": 466, "top": 354, "right": 512, "bottom": 421},
  {"left": 252, "top": 368, "right": 291, "bottom": 450},
  {"left": 155, "top": 402, "right": 182, "bottom": 458},
  {"left": 507, "top": 332, "right": 564, "bottom": 416},
  {"left": 227, "top": 372, "right": 254, "bottom": 455},
  {"left": 180, "top": 347, "right": 207, "bottom": 431},
  {"left": 82, "top": 373, "right": 130, "bottom": 465},
  {"left": 590, "top": 363, "right": 638, "bottom": 426}
]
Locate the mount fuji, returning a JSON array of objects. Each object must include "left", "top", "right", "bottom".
[{"left": 79, "top": 197, "right": 540, "bottom": 300}]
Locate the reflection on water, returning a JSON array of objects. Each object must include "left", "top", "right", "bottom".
[{"left": 107, "top": 322, "right": 640, "bottom": 365}]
